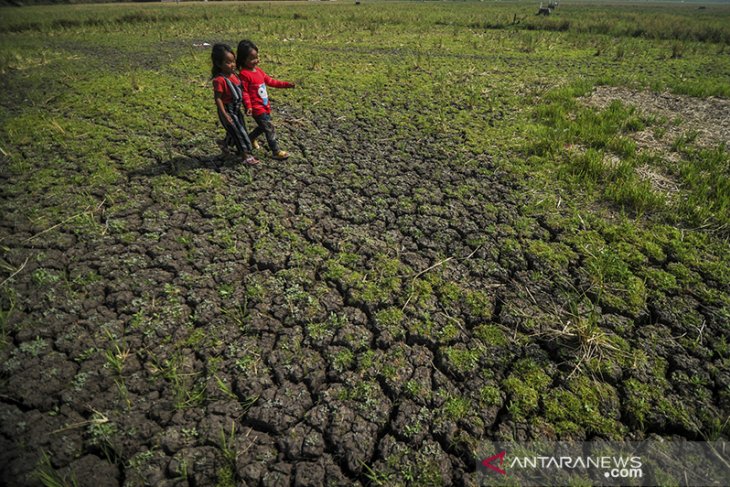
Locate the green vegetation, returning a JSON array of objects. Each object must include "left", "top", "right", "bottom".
[
  {"left": 33, "top": 452, "right": 79, "bottom": 487},
  {"left": 1, "top": 1, "right": 728, "bottom": 484}
]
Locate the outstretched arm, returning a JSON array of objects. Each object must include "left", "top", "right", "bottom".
[{"left": 263, "top": 73, "right": 295, "bottom": 89}]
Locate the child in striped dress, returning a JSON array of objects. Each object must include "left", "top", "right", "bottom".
[{"left": 211, "top": 43, "right": 258, "bottom": 165}]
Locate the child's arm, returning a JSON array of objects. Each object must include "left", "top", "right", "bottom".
[
  {"left": 239, "top": 72, "right": 253, "bottom": 115},
  {"left": 214, "top": 92, "right": 233, "bottom": 125},
  {"left": 213, "top": 77, "right": 233, "bottom": 124},
  {"left": 263, "top": 72, "right": 295, "bottom": 89}
]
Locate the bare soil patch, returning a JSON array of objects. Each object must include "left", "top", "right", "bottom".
[
  {"left": 583, "top": 86, "right": 730, "bottom": 150},
  {"left": 581, "top": 86, "right": 729, "bottom": 195}
]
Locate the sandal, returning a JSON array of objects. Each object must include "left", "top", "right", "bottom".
[
  {"left": 243, "top": 155, "right": 260, "bottom": 165},
  {"left": 272, "top": 150, "right": 289, "bottom": 160}
]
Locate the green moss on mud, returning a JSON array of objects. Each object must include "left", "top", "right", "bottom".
[
  {"left": 544, "top": 376, "right": 625, "bottom": 438},
  {"left": 504, "top": 358, "right": 554, "bottom": 421}
]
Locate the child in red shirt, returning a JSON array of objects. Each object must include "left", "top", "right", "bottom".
[
  {"left": 236, "top": 40, "right": 295, "bottom": 160},
  {"left": 211, "top": 43, "right": 258, "bottom": 165}
]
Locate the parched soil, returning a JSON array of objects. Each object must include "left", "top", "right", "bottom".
[
  {"left": 0, "top": 108, "right": 530, "bottom": 486},
  {"left": 1, "top": 35, "right": 729, "bottom": 487}
]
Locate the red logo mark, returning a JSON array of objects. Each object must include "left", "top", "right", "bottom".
[{"left": 482, "top": 450, "right": 507, "bottom": 475}]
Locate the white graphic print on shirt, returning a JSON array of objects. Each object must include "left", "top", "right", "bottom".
[{"left": 258, "top": 84, "right": 269, "bottom": 107}]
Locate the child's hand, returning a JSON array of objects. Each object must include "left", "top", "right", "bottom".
[
  {"left": 246, "top": 108, "right": 252, "bottom": 116},
  {"left": 225, "top": 114, "right": 233, "bottom": 125}
]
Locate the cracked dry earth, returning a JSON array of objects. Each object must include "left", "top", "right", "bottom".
[
  {"left": 0, "top": 109, "right": 524, "bottom": 486},
  {"left": 0, "top": 102, "right": 728, "bottom": 486}
]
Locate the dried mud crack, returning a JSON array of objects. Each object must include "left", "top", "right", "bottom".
[
  {"left": 2, "top": 47, "right": 730, "bottom": 487},
  {"left": 0, "top": 105, "right": 528, "bottom": 486},
  {"left": 2, "top": 98, "right": 729, "bottom": 485}
]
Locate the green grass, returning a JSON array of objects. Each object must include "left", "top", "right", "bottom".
[
  {"left": 33, "top": 452, "right": 79, "bottom": 487},
  {"left": 1, "top": 0, "right": 729, "bottom": 481},
  {"left": 4, "top": 0, "right": 726, "bottom": 233},
  {"left": 525, "top": 85, "right": 729, "bottom": 231}
]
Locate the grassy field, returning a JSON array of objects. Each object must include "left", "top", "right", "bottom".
[{"left": 1, "top": 1, "right": 729, "bottom": 485}]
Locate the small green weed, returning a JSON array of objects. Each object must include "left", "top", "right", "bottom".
[
  {"left": 33, "top": 452, "right": 78, "bottom": 487},
  {"left": 361, "top": 461, "right": 392, "bottom": 486},
  {"left": 19, "top": 337, "right": 47, "bottom": 357},
  {"left": 87, "top": 411, "right": 117, "bottom": 462}
]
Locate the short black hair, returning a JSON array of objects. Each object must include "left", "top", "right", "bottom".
[
  {"left": 236, "top": 40, "right": 258, "bottom": 69},
  {"left": 211, "top": 43, "right": 234, "bottom": 78}
]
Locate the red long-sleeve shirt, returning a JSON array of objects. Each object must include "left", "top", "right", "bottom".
[
  {"left": 212, "top": 73, "right": 242, "bottom": 104},
  {"left": 238, "top": 68, "right": 293, "bottom": 116}
]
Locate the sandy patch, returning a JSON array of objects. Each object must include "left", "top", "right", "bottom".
[{"left": 581, "top": 86, "right": 729, "bottom": 195}]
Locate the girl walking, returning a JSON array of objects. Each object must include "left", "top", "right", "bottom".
[
  {"left": 211, "top": 43, "right": 258, "bottom": 165},
  {"left": 236, "top": 40, "right": 295, "bottom": 160}
]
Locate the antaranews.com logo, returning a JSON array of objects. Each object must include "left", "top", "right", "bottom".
[
  {"left": 476, "top": 441, "right": 729, "bottom": 486},
  {"left": 480, "top": 449, "right": 642, "bottom": 480}
]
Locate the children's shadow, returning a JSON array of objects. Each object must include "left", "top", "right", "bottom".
[{"left": 128, "top": 153, "right": 239, "bottom": 179}]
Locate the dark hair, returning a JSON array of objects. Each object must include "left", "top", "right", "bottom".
[
  {"left": 211, "top": 43, "right": 234, "bottom": 78},
  {"left": 236, "top": 40, "right": 258, "bottom": 69}
]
